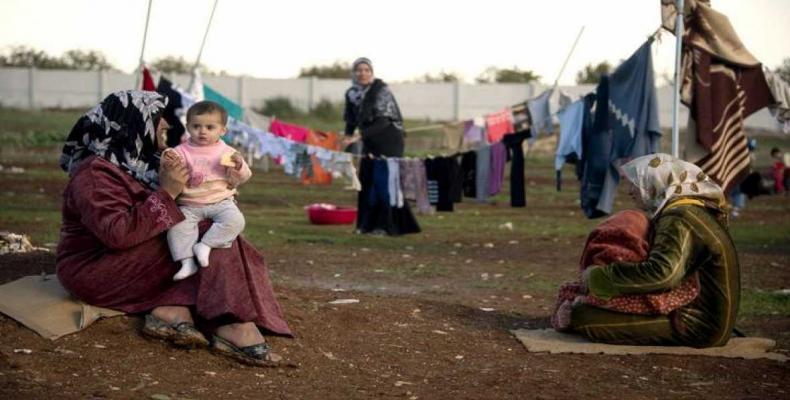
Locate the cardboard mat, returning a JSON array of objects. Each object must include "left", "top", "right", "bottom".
[
  {"left": 0, "top": 275, "right": 124, "bottom": 340},
  {"left": 511, "top": 328, "right": 787, "bottom": 362}
]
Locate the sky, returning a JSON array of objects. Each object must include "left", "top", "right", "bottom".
[{"left": 1, "top": 0, "right": 788, "bottom": 85}]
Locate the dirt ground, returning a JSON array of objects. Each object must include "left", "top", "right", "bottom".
[{"left": 1, "top": 158, "right": 789, "bottom": 399}]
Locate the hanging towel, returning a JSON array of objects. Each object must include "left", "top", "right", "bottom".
[
  {"left": 475, "top": 145, "right": 491, "bottom": 203},
  {"left": 270, "top": 120, "right": 309, "bottom": 143},
  {"left": 503, "top": 131, "right": 529, "bottom": 207},
  {"left": 399, "top": 159, "right": 431, "bottom": 214},
  {"left": 203, "top": 84, "right": 244, "bottom": 121},
  {"left": 488, "top": 142, "right": 507, "bottom": 196},
  {"left": 387, "top": 158, "right": 404, "bottom": 207}
]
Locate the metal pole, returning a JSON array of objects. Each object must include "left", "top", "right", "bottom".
[
  {"left": 190, "top": 0, "right": 219, "bottom": 88},
  {"left": 552, "top": 26, "right": 585, "bottom": 90},
  {"left": 671, "top": 0, "right": 684, "bottom": 158},
  {"left": 135, "top": 0, "right": 153, "bottom": 90}
]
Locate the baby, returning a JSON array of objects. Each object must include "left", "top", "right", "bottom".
[{"left": 164, "top": 100, "right": 252, "bottom": 280}]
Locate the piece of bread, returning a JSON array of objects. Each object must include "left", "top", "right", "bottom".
[{"left": 220, "top": 151, "right": 237, "bottom": 167}]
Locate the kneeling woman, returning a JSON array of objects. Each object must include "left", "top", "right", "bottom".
[{"left": 569, "top": 154, "right": 740, "bottom": 348}]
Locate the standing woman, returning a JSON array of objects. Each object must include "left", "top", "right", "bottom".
[{"left": 343, "top": 58, "right": 420, "bottom": 235}]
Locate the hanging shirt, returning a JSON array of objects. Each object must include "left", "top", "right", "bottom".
[
  {"left": 527, "top": 89, "right": 553, "bottom": 137},
  {"left": 485, "top": 109, "right": 514, "bottom": 143},
  {"left": 595, "top": 40, "right": 662, "bottom": 216},
  {"left": 555, "top": 99, "right": 585, "bottom": 173},
  {"left": 463, "top": 117, "right": 486, "bottom": 144}
]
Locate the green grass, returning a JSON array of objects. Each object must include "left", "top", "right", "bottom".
[
  {"left": 740, "top": 289, "right": 790, "bottom": 317},
  {"left": 0, "top": 108, "right": 83, "bottom": 147},
  {"left": 1, "top": 108, "right": 788, "bottom": 308}
]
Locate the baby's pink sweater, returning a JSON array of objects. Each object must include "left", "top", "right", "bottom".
[{"left": 173, "top": 140, "right": 251, "bottom": 206}]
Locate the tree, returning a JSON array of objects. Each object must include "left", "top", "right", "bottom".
[
  {"left": 775, "top": 58, "right": 790, "bottom": 83},
  {"left": 62, "top": 49, "right": 114, "bottom": 71},
  {"left": 298, "top": 61, "right": 350, "bottom": 79},
  {"left": 0, "top": 46, "right": 70, "bottom": 69},
  {"left": 475, "top": 66, "right": 540, "bottom": 84},
  {"left": 420, "top": 71, "right": 460, "bottom": 83},
  {"left": 575, "top": 61, "right": 612, "bottom": 84},
  {"left": 150, "top": 56, "right": 197, "bottom": 75}
]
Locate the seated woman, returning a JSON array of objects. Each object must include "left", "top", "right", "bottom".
[
  {"left": 566, "top": 153, "right": 740, "bottom": 348},
  {"left": 56, "top": 90, "right": 291, "bottom": 366}
]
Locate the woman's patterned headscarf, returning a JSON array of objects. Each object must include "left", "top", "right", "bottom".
[
  {"left": 59, "top": 90, "right": 167, "bottom": 189},
  {"left": 348, "top": 57, "right": 374, "bottom": 108},
  {"left": 622, "top": 153, "right": 725, "bottom": 216}
]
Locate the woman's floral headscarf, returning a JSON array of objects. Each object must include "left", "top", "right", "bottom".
[{"left": 59, "top": 90, "right": 167, "bottom": 189}]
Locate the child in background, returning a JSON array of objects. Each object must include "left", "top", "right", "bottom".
[
  {"left": 769, "top": 147, "right": 787, "bottom": 194},
  {"left": 164, "top": 100, "right": 252, "bottom": 280}
]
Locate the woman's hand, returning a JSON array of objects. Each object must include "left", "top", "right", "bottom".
[
  {"left": 342, "top": 134, "right": 361, "bottom": 147},
  {"left": 159, "top": 150, "right": 188, "bottom": 199}
]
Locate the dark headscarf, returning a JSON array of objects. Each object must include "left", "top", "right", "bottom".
[{"left": 59, "top": 90, "right": 167, "bottom": 189}]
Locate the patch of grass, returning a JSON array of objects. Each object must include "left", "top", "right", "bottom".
[
  {"left": 739, "top": 289, "right": 790, "bottom": 317},
  {"left": 0, "top": 108, "right": 83, "bottom": 147}
]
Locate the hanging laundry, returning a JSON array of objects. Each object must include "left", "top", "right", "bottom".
[
  {"left": 386, "top": 159, "right": 404, "bottom": 207},
  {"left": 270, "top": 119, "right": 309, "bottom": 143},
  {"left": 448, "top": 154, "right": 464, "bottom": 203},
  {"left": 488, "top": 142, "right": 507, "bottom": 196},
  {"left": 463, "top": 117, "right": 486, "bottom": 144},
  {"left": 188, "top": 69, "right": 204, "bottom": 102},
  {"left": 510, "top": 101, "right": 533, "bottom": 134},
  {"left": 665, "top": 0, "right": 774, "bottom": 193},
  {"left": 485, "top": 109, "right": 514, "bottom": 143},
  {"left": 313, "top": 147, "right": 361, "bottom": 191},
  {"left": 555, "top": 99, "right": 585, "bottom": 190},
  {"left": 399, "top": 159, "right": 431, "bottom": 214},
  {"left": 368, "top": 159, "right": 390, "bottom": 208},
  {"left": 442, "top": 122, "right": 465, "bottom": 150},
  {"left": 204, "top": 84, "right": 244, "bottom": 121},
  {"left": 243, "top": 108, "right": 272, "bottom": 133},
  {"left": 527, "top": 89, "right": 553, "bottom": 137},
  {"left": 580, "top": 82, "right": 611, "bottom": 219},
  {"left": 502, "top": 131, "right": 529, "bottom": 207},
  {"left": 142, "top": 67, "right": 156, "bottom": 91},
  {"left": 558, "top": 90, "right": 574, "bottom": 110},
  {"left": 460, "top": 151, "right": 477, "bottom": 198},
  {"left": 475, "top": 145, "right": 491, "bottom": 203},
  {"left": 764, "top": 69, "right": 790, "bottom": 135},
  {"left": 301, "top": 131, "right": 339, "bottom": 185},
  {"left": 425, "top": 158, "right": 455, "bottom": 212},
  {"left": 584, "top": 39, "right": 662, "bottom": 217},
  {"left": 356, "top": 158, "right": 421, "bottom": 235}
]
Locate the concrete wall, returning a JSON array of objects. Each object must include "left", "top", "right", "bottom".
[{"left": 0, "top": 67, "right": 780, "bottom": 131}]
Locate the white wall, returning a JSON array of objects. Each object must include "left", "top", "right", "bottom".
[{"left": 0, "top": 67, "right": 781, "bottom": 131}]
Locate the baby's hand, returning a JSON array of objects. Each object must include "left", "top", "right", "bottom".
[
  {"left": 231, "top": 152, "right": 244, "bottom": 171},
  {"left": 226, "top": 166, "right": 242, "bottom": 189}
]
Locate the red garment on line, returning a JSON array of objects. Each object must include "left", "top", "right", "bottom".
[
  {"left": 485, "top": 109, "right": 514, "bottom": 143},
  {"left": 141, "top": 67, "right": 156, "bottom": 91}
]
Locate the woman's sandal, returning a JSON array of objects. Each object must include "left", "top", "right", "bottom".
[
  {"left": 211, "top": 335, "right": 283, "bottom": 367},
  {"left": 141, "top": 314, "right": 209, "bottom": 348}
]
